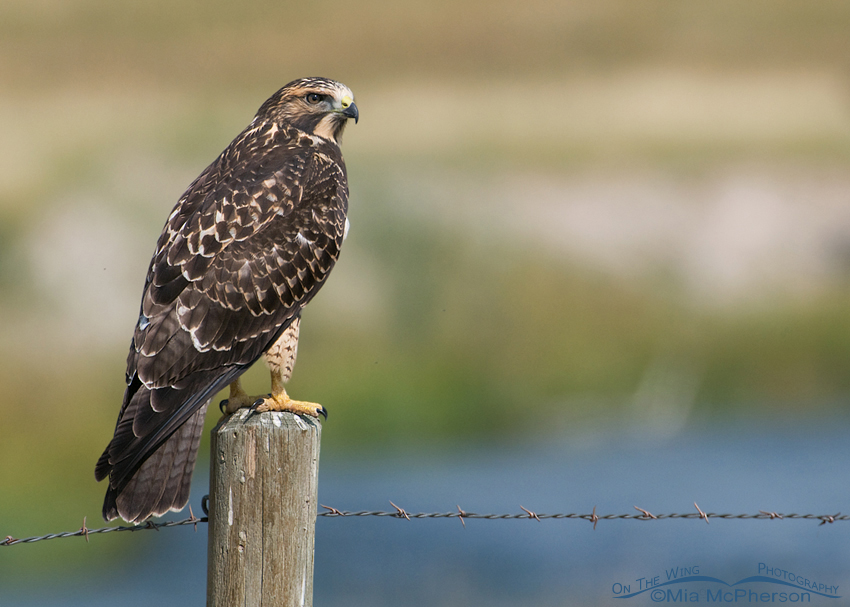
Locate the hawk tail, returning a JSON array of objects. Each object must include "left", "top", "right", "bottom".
[{"left": 101, "top": 401, "right": 209, "bottom": 523}]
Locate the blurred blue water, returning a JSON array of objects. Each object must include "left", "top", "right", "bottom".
[{"left": 5, "top": 418, "right": 849, "bottom": 606}]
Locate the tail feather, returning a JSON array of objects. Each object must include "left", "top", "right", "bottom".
[
  {"left": 152, "top": 402, "right": 207, "bottom": 517},
  {"left": 97, "top": 364, "right": 244, "bottom": 523},
  {"left": 103, "top": 402, "right": 209, "bottom": 523}
]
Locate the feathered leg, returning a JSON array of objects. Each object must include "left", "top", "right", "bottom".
[{"left": 220, "top": 317, "right": 327, "bottom": 419}]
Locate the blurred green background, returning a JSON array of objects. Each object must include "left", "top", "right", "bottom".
[{"left": 2, "top": 0, "right": 850, "bottom": 568}]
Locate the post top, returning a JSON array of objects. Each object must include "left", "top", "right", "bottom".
[{"left": 213, "top": 409, "right": 323, "bottom": 434}]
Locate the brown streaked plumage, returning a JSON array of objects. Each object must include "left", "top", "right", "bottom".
[{"left": 95, "top": 77, "right": 358, "bottom": 523}]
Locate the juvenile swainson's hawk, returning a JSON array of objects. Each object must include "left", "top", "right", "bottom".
[{"left": 95, "top": 77, "right": 358, "bottom": 523}]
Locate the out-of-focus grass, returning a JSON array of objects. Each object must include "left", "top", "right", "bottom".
[
  {"left": 1, "top": 0, "right": 849, "bottom": 89},
  {"left": 295, "top": 184, "right": 850, "bottom": 451}
]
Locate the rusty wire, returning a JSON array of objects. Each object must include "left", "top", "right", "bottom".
[{"left": 1, "top": 502, "right": 846, "bottom": 547}]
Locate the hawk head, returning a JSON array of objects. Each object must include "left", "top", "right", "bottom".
[{"left": 258, "top": 77, "right": 359, "bottom": 144}]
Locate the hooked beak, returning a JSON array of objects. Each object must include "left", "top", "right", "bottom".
[{"left": 340, "top": 96, "right": 359, "bottom": 124}]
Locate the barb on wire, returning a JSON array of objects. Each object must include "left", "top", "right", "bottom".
[
  {"left": 819, "top": 512, "right": 840, "bottom": 526},
  {"left": 3, "top": 505, "right": 849, "bottom": 547},
  {"left": 694, "top": 502, "right": 709, "bottom": 525},
  {"left": 389, "top": 501, "right": 410, "bottom": 520},
  {"left": 188, "top": 506, "right": 199, "bottom": 532},
  {"left": 634, "top": 506, "right": 657, "bottom": 520},
  {"left": 520, "top": 505, "right": 541, "bottom": 522},
  {"left": 456, "top": 505, "right": 467, "bottom": 528}
]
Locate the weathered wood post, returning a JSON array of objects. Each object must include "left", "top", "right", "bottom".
[{"left": 207, "top": 409, "right": 322, "bottom": 606}]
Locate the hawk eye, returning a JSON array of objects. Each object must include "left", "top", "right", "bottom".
[{"left": 306, "top": 93, "right": 323, "bottom": 104}]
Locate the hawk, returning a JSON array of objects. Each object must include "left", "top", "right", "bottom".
[{"left": 95, "top": 77, "right": 359, "bottom": 523}]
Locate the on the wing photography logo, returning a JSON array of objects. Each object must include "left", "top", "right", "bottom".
[{"left": 611, "top": 563, "right": 840, "bottom": 603}]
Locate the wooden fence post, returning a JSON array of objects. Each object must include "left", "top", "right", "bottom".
[{"left": 207, "top": 409, "right": 322, "bottom": 606}]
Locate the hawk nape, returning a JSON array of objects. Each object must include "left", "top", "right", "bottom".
[{"left": 95, "top": 77, "right": 358, "bottom": 523}]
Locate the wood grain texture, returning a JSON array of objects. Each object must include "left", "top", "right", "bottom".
[{"left": 207, "top": 410, "right": 322, "bottom": 607}]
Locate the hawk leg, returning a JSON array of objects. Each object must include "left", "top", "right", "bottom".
[
  {"left": 220, "top": 317, "right": 327, "bottom": 419},
  {"left": 220, "top": 378, "right": 258, "bottom": 414}
]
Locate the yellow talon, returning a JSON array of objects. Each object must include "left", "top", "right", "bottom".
[{"left": 220, "top": 377, "right": 326, "bottom": 420}]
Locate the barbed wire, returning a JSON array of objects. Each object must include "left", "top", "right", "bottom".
[
  {"left": 1, "top": 509, "right": 208, "bottom": 547},
  {"left": 1, "top": 501, "right": 845, "bottom": 547}
]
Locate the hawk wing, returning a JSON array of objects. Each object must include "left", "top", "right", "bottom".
[{"left": 95, "top": 122, "right": 348, "bottom": 522}]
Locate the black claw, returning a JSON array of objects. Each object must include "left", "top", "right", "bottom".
[
  {"left": 243, "top": 398, "right": 264, "bottom": 421},
  {"left": 319, "top": 406, "right": 328, "bottom": 420},
  {"left": 219, "top": 399, "right": 228, "bottom": 414}
]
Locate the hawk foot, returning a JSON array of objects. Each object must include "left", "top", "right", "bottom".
[
  {"left": 250, "top": 394, "right": 328, "bottom": 420},
  {"left": 220, "top": 391, "right": 268, "bottom": 415}
]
